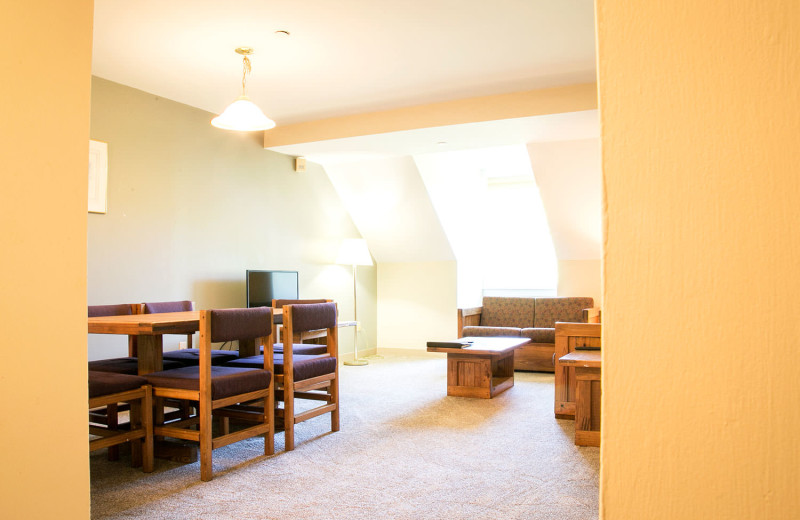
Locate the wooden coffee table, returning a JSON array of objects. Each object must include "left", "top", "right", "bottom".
[{"left": 427, "top": 337, "right": 530, "bottom": 398}]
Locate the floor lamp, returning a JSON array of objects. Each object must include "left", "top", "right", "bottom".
[{"left": 336, "top": 238, "right": 372, "bottom": 366}]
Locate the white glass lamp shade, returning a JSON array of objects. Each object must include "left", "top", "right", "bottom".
[
  {"left": 336, "top": 239, "right": 373, "bottom": 266},
  {"left": 211, "top": 96, "right": 276, "bottom": 131}
]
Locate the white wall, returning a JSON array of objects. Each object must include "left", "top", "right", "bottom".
[
  {"left": 378, "top": 262, "right": 457, "bottom": 349},
  {"left": 558, "top": 259, "right": 601, "bottom": 306}
]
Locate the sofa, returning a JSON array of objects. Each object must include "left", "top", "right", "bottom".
[{"left": 457, "top": 297, "right": 599, "bottom": 372}]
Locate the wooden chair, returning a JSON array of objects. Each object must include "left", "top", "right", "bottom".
[
  {"left": 87, "top": 303, "right": 177, "bottom": 460},
  {"left": 143, "top": 300, "right": 238, "bottom": 366},
  {"left": 88, "top": 303, "right": 141, "bottom": 372},
  {"left": 271, "top": 298, "right": 330, "bottom": 345},
  {"left": 554, "top": 322, "right": 601, "bottom": 419},
  {"left": 88, "top": 371, "right": 153, "bottom": 472},
  {"left": 144, "top": 307, "right": 274, "bottom": 481},
  {"left": 228, "top": 302, "right": 339, "bottom": 451}
]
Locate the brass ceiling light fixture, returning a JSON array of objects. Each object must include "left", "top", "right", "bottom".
[{"left": 211, "top": 47, "right": 276, "bottom": 131}]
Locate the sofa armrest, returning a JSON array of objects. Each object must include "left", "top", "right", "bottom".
[
  {"left": 457, "top": 307, "right": 483, "bottom": 338},
  {"left": 582, "top": 307, "right": 602, "bottom": 323}
]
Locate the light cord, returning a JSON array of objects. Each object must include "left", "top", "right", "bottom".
[{"left": 241, "top": 55, "right": 251, "bottom": 96}]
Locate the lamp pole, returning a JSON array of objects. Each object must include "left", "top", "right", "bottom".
[{"left": 344, "top": 263, "right": 368, "bottom": 366}]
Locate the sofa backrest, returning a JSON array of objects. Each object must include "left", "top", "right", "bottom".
[
  {"left": 480, "top": 297, "right": 535, "bottom": 328},
  {"left": 533, "top": 297, "right": 594, "bottom": 328}
]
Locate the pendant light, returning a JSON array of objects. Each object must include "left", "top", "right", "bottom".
[{"left": 211, "top": 47, "right": 276, "bottom": 131}]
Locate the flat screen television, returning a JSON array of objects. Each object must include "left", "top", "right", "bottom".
[{"left": 246, "top": 270, "right": 299, "bottom": 308}]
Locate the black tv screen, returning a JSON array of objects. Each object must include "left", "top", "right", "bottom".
[{"left": 246, "top": 270, "right": 299, "bottom": 308}]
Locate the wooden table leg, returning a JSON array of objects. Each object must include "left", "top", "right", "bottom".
[
  {"left": 489, "top": 350, "right": 516, "bottom": 397},
  {"left": 445, "top": 351, "right": 517, "bottom": 399},
  {"left": 136, "top": 335, "right": 163, "bottom": 375},
  {"left": 574, "top": 366, "right": 601, "bottom": 447},
  {"left": 447, "top": 353, "right": 492, "bottom": 398},
  {"left": 135, "top": 334, "right": 198, "bottom": 462}
]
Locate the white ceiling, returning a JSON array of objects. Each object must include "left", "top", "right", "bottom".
[{"left": 92, "top": 1, "right": 597, "bottom": 126}]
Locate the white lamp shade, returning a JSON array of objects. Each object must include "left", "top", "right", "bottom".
[
  {"left": 211, "top": 96, "right": 276, "bottom": 131},
  {"left": 336, "top": 238, "right": 373, "bottom": 266}
]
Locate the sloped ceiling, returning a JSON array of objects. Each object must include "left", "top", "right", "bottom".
[
  {"left": 323, "top": 157, "right": 454, "bottom": 263},
  {"left": 527, "top": 139, "right": 602, "bottom": 259}
]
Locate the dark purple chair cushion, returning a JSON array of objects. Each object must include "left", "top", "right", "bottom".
[
  {"left": 210, "top": 307, "right": 272, "bottom": 343},
  {"left": 88, "top": 304, "right": 133, "bottom": 317},
  {"left": 288, "top": 302, "right": 337, "bottom": 332},
  {"left": 88, "top": 371, "right": 148, "bottom": 399},
  {"left": 226, "top": 354, "right": 336, "bottom": 382},
  {"left": 269, "top": 343, "right": 329, "bottom": 356},
  {"left": 88, "top": 357, "right": 184, "bottom": 375},
  {"left": 143, "top": 300, "right": 194, "bottom": 314},
  {"left": 163, "top": 348, "right": 239, "bottom": 366},
  {"left": 144, "top": 366, "right": 271, "bottom": 400}
]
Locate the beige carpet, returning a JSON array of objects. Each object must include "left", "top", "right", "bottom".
[{"left": 90, "top": 350, "right": 599, "bottom": 519}]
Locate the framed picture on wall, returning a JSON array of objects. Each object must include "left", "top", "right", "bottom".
[{"left": 88, "top": 140, "right": 108, "bottom": 214}]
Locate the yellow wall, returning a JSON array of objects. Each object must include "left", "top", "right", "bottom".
[
  {"left": 597, "top": 2, "right": 800, "bottom": 518},
  {"left": 0, "top": 1, "right": 92, "bottom": 518}
]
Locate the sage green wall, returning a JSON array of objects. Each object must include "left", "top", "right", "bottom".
[{"left": 88, "top": 77, "right": 376, "bottom": 360}]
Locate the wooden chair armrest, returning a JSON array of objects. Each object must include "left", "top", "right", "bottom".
[
  {"left": 582, "top": 307, "right": 602, "bottom": 323},
  {"left": 457, "top": 307, "right": 483, "bottom": 338}
]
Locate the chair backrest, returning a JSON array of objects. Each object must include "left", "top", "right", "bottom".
[
  {"left": 200, "top": 307, "right": 274, "bottom": 366},
  {"left": 143, "top": 300, "right": 195, "bottom": 349},
  {"left": 285, "top": 302, "right": 337, "bottom": 333},
  {"left": 88, "top": 303, "right": 139, "bottom": 355},
  {"left": 271, "top": 298, "right": 330, "bottom": 308},
  {"left": 88, "top": 303, "right": 137, "bottom": 317},
  {"left": 282, "top": 302, "right": 338, "bottom": 364},
  {"left": 208, "top": 307, "right": 273, "bottom": 343},
  {"left": 271, "top": 298, "right": 332, "bottom": 339},
  {"left": 143, "top": 300, "right": 194, "bottom": 314}
]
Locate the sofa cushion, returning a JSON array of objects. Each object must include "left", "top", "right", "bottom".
[
  {"left": 520, "top": 327, "right": 556, "bottom": 343},
  {"left": 533, "top": 297, "right": 594, "bottom": 328},
  {"left": 462, "top": 326, "right": 522, "bottom": 337},
  {"left": 480, "top": 297, "right": 534, "bottom": 328}
]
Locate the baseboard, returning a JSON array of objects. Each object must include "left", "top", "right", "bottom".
[
  {"left": 377, "top": 347, "right": 437, "bottom": 359},
  {"left": 340, "top": 346, "right": 377, "bottom": 363},
  {"left": 339, "top": 347, "right": 433, "bottom": 362}
]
